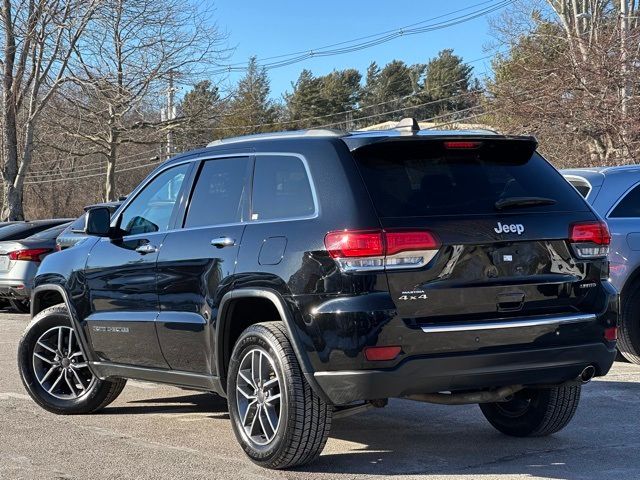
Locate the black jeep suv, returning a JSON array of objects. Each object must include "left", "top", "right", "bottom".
[{"left": 18, "top": 121, "right": 618, "bottom": 469}]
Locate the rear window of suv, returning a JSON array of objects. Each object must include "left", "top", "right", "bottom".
[{"left": 353, "top": 139, "right": 588, "bottom": 217}]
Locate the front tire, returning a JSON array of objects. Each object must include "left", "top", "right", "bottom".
[
  {"left": 480, "top": 384, "right": 581, "bottom": 437},
  {"left": 18, "top": 304, "right": 126, "bottom": 414},
  {"left": 227, "top": 322, "right": 332, "bottom": 469}
]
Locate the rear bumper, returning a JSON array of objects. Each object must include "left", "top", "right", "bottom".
[
  {"left": 0, "top": 280, "right": 30, "bottom": 299},
  {"left": 310, "top": 342, "right": 616, "bottom": 405}
]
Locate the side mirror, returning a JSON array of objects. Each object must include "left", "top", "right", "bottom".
[{"left": 85, "top": 207, "right": 112, "bottom": 236}]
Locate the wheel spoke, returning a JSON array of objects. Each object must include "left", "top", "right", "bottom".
[
  {"left": 57, "top": 327, "right": 63, "bottom": 353},
  {"left": 64, "top": 373, "right": 77, "bottom": 397},
  {"left": 265, "top": 393, "right": 280, "bottom": 406},
  {"left": 70, "top": 351, "right": 84, "bottom": 358},
  {"left": 258, "top": 351, "right": 264, "bottom": 383},
  {"left": 263, "top": 404, "right": 277, "bottom": 434},
  {"left": 236, "top": 384, "right": 256, "bottom": 400},
  {"left": 71, "top": 362, "right": 89, "bottom": 370},
  {"left": 242, "top": 399, "right": 257, "bottom": 426},
  {"left": 37, "top": 341, "right": 56, "bottom": 354},
  {"left": 70, "top": 368, "right": 86, "bottom": 390},
  {"left": 263, "top": 377, "right": 278, "bottom": 389},
  {"left": 251, "top": 351, "right": 259, "bottom": 386},
  {"left": 33, "top": 352, "right": 55, "bottom": 364},
  {"left": 238, "top": 370, "right": 255, "bottom": 389},
  {"left": 249, "top": 405, "right": 260, "bottom": 436},
  {"left": 48, "top": 371, "right": 64, "bottom": 393},
  {"left": 68, "top": 330, "right": 73, "bottom": 353},
  {"left": 39, "top": 365, "right": 58, "bottom": 383},
  {"left": 258, "top": 405, "right": 270, "bottom": 440}
]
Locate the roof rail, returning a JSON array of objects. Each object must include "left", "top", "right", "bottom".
[{"left": 207, "top": 128, "right": 347, "bottom": 147}]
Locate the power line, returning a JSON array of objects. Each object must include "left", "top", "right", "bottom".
[
  {"left": 24, "top": 158, "right": 163, "bottom": 185},
  {"left": 212, "top": 0, "right": 514, "bottom": 74}
]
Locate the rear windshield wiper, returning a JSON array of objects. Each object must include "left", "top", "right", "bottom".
[{"left": 495, "top": 196, "right": 557, "bottom": 210}]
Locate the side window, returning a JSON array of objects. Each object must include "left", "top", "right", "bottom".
[
  {"left": 610, "top": 184, "right": 640, "bottom": 218},
  {"left": 251, "top": 155, "right": 315, "bottom": 221},
  {"left": 119, "top": 163, "right": 189, "bottom": 235},
  {"left": 184, "top": 157, "right": 250, "bottom": 228}
]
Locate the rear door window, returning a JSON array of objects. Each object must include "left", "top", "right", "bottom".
[
  {"left": 353, "top": 140, "right": 588, "bottom": 217},
  {"left": 251, "top": 155, "right": 315, "bottom": 221},
  {"left": 184, "top": 157, "right": 250, "bottom": 227},
  {"left": 610, "top": 184, "right": 640, "bottom": 218}
]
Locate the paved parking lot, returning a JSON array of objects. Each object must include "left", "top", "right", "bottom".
[{"left": 1, "top": 311, "right": 639, "bottom": 480}]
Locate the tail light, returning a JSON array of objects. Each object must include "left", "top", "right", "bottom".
[
  {"left": 569, "top": 221, "right": 610, "bottom": 258},
  {"left": 8, "top": 248, "right": 52, "bottom": 262},
  {"left": 324, "top": 229, "right": 440, "bottom": 271}
]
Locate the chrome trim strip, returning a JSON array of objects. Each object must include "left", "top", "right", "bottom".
[
  {"left": 563, "top": 174, "right": 592, "bottom": 200},
  {"left": 111, "top": 152, "right": 320, "bottom": 230},
  {"left": 420, "top": 313, "right": 596, "bottom": 333}
]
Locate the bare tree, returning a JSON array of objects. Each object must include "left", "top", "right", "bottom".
[
  {"left": 486, "top": 0, "right": 639, "bottom": 167},
  {"left": 62, "top": 0, "right": 227, "bottom": 200},
  {"left": 0, "top": 0, "right": 101, "bottom": 220}
]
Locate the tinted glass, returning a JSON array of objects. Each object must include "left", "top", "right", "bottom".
[
  {"left": 566, "top": 178, "right": 591, "bottom": 198},
  {"left": 185, "top": 157, "right": 250, "bottom": 228},
  {"left": 354, "top": 141, "right": 588, "bottom": 217},
  {"left": 120, "top": 164, "right": 189, "bottom": 235},
  {"left": 610, "top": 184, "right": 640, "bottom": 218},
  {"left": 26, "top": 223, "right": 71, "bottom": 240},
  {"left": 0, "top": 223, "right": 60, "bottom": 241},
  {"left": 251, "top": 156, "right": 315, "bottom": 221}
]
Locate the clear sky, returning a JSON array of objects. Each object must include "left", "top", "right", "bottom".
[{"left": 212, "top": 0, "right": 503, "bottom": 100}]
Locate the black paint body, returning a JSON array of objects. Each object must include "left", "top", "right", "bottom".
[{"left": 32, "top": 133, "right": 618, "bottom": 405}]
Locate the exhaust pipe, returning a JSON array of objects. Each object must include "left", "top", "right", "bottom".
[
  {"left": 579, "top": 365, "right": 596, "bottom": 383},
  {"left": 404, "top": 385, "right": 524, "bottom": 405}
]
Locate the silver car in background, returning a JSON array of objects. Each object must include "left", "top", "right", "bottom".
[
  {"left": 0, "top": 222, "right": 71, "bottom": 313},
  {"left": 563, "top": 166, "right": 640, "bottom": 364}
]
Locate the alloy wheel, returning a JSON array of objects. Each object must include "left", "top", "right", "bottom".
[
  {"left": 235, "top": 348, "right": 282, "bottom": 446},
  {"left": 32, "top": 326, "right": 95, "bottom": 400}
]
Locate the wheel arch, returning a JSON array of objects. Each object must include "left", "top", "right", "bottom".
[
  {"left": 216, "top": 288, "right": 327, "bottom": 401},
  {"left": 31, "top": 285, "right": 98, "bottom": 373}
]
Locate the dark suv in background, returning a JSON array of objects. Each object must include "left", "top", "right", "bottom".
[{"left": 18, "top": 121, "right": 617, "bottom": 469}]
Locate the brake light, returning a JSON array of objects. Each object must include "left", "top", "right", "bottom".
[
  {"left": 364, "top": 345, "right": 401, "bottom": 361},
  {"left": 324, "top": 229, "right": 440, "bottom": 271},
  {"left": 443, "top": 141, "right": 482, "bottom": 149},
  {"left": 8, "top": 248, "right": 52, "bottom": 262},
  {"left": 569, "top": 221, "right": 610, "bottom": 258}
]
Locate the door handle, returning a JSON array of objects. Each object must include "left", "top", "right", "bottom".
[
  {"left": 211, "top": 237, "right": 236, "bottom": 248},
  {"left": 135, "top": 243, "right": 158, "bottom": 255}
]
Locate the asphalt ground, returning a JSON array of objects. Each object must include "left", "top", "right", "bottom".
[{"left": 1, "top": 310, "right": 639, "bottom": 480}]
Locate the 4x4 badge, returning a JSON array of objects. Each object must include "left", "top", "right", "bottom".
[
  {"left": 398, "top": 290, "right": 427, "bottom": 301},
  {"left": 494, "top": 222, "right": 524, "bottom": 235}
]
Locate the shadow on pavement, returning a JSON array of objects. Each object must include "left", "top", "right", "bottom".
[
  {"left": 103, "top": 392, "right": 228, "bottom": 416},
  {"left": 101, "top": 377, "right": 640, "bottom": 478}
]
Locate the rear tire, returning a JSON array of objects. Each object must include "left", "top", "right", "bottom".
[
  {"left": 10, "top": 299, "right": 30, "bottom": 314},
  {"left": 227, "top": 322, "right": 332, "bottom": 469},
  {"left": 619, "top": 286, "right": 640, "bottom": 365},
  {"left": 479, "top": 384, "right": 581, "bottom": 437},
  {"left": 18, "top": 303, "right": 126, "bottom": 414}
]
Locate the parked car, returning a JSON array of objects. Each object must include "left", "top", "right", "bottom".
[
  {"left": 0, "top": 219, "right": 70, "bottom": 242},
  {"left": 563, "top": 166, "right": 640, "bottom": 364},
  {"left": 18, "top": 121, "right": 617, "bottom": 469},
  {"left": 0, "top": 221, "right": 72, "bottom": 313},
  {"left": 56, "top": 201, "right": 122, "bottom": 251}
]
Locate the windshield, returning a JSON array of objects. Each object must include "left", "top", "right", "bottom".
[
  {"left": 26, "top": 223, "right": 71, "bottom": 241},
  {"left": 353, "top": 140, "right": 588, "bottom": 217}
]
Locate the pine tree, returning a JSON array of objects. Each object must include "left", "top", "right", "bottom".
[
  {"left": 221, "top": 56, "right": 279, "bottom": 137},
  {"left": 177, "top": 80, "right": 221, "bottom": 150}
]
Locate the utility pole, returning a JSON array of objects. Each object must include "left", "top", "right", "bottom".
[
  {"left": 164, "top": 70, "right": 177, "bottom": 160},
  {"left": 620, "top": 0, "right": 630, "bottom": 160}
]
